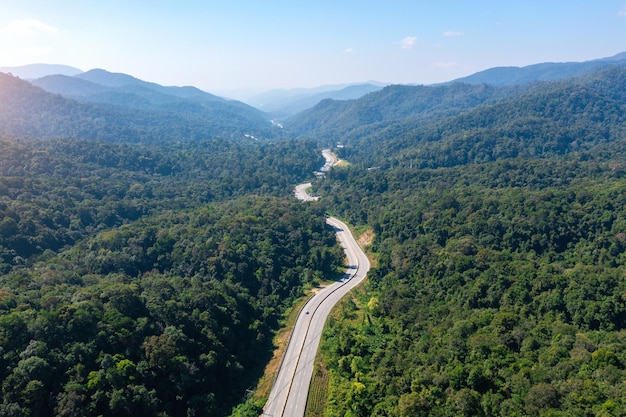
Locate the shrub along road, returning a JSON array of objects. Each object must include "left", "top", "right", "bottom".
[{"left": 263, "top": 182, "right": 370, "bottom": 417}]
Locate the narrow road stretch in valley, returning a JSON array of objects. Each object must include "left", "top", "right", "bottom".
[
  {"left": 293, "top": 183, "right": 319, "bottom": 201},
  {"left": 263, "top": 179, "right": 370, "bottom": 416},
  {"left": 320, "top": 149, "right": 337, "bottom": 173}
]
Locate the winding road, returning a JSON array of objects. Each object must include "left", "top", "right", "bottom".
[{"left": 263, "top": 172, "right": 370, "bottom": 417}]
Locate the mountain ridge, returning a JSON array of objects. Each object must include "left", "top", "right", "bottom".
[
  {"left": 329, "top": 66, "right": 626, "bottom": 167},
  {"left": 245, "top": 82, "right": 386, "bottom": 116},
  {"left": 0, "top": 71, "right": 277, "bottom": 142},
  {"left": 449, "top": 51, "right": 626, "bottom": 86},
  {"left": 0, "top": 63, "right": 83, "bottom": 79}
]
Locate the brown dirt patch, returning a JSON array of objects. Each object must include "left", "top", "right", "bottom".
[{"left": 357, "top": 229, "right": 374, "bottom": 248}]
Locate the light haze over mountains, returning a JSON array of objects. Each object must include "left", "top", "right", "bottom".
[{"left": 3, "top": 52, "right": 626, "bottom": 119}]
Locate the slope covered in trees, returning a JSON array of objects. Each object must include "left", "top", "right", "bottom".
[
  {"left": 343, "top": 67, "right": 626, "bottom": 168},
  {"left": 307, "top": 66, "right": 626, "bottom": 414},
  {"left": 0, "top": 134, "right": 344, "bottom": 416},
  {"left": 288, "top": 67, "right": 626, "bottom": 170},
  {"left": 0, "top": 72, "right": 277, "bottom": 142},
  {"left": 287, "top": 63, "right": 626, "bottom": 417},
  {"left": 313, "top": 154, "right": 626, "bottom": 416},
  {"left": 0, "top": 197, "right": 343, "bottom": 416},
  {"left": 285, "top": 82, "right": 527, "bottom": 145},
  {"left": 0, "top": 136, "right": 322, "bottom": 270},
  {"left": 3, "top": 56, "right": 626, "bottom": 417}
]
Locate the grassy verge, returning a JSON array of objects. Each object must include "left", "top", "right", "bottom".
[
  {"left": 253, "top": 292, "right": 313, "bottom": 401},
  {"left": 305, "top": 357, "right": 330, "bottom": 417},
  {"left": 253, "top": 223, "right": 376, "bottom": 413}
]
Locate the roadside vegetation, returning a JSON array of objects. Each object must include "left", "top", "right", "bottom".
[{"left": 3, "top": 63, "right": 626, "bottom": 416}]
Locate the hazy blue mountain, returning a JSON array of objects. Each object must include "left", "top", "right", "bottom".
[
  {"left": 324, "top": 67, "right": 626, "bottom": 167},
  {"left": 450, "top": 51, "right": 626, "bottom": 86},
  {"left": 75, "top": 69, "right": 224, "bottom": 101},
  {"left": 285, "top": 82, "right": 526, "bottom": 140},
  {"left": 32, "top": 74, "right": 203, "bottom": 110},
  {"left": 246, "top": 82, "right": 386, "bottom": 116},
  {"left": 27, "top": 69, "right": 274, "bottom": 136},
  {"left": 0, "top": 71, "right": 277, "bottom": 142},
  {"left": 0, "top": 63, "right": 83, "bottom": 79},
  {"left": 31, "top": 74, "right": 112, "bottom": 97}
]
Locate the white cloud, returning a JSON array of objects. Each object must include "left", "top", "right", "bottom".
[
  {"left": 443, "top": 31, "right": 466, "bottom": 37},
  {"left": 4, "top": 19, "right": 58, "bottom": 35},
  {"left": 344, "top": 48, "right": 355, "bottom": 54},
  {"left": 619, "top": 6, "right": 626, "bottom": 17},
  {"left": 401, "top": 36, "right": 417, "bottom": 49}
]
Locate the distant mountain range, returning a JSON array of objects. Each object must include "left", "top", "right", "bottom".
[
  {"left": 243, "top": 52, "right": 626, "bottom": 116},
  {"left": 2, "top": 52, "right": 626, "bottom": 145},
  {"left": 285, "top": 52, "right": 626, "bottom": 143},
  {"left": 449, "top": 51, "right": 626, "bottom": 86},
  {"left": 3, "top": 63, "right": 386, "bottom": 116},
  {"left": 0, "top": 70, "right": 277, "bottom": 143},
  {"left": 31, "top": 69, "right": 250, "bottom": 113},
  {"left": 286, "top": 64, "right": 626, "bottom": 168},
  {"left": 0, "top": 63, "right": 83, "bottom": 79},
  {"left": 244, "top": 82, "right": 386, "bottom": 117}
]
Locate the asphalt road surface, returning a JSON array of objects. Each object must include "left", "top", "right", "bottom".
[
  {"left": 293, "top": 183, "right": 319, "bottom": 201},
  {"left": 262, "top": 216, "right": 370, "bottom": 417},
  {"left": 320, "top": 149, "right": 337, "bottom": 173}
]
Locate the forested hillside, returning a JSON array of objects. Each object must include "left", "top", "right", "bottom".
[
  {"left": 0, "top": 196, "right": 343, "bottom": 417},
  {"left": 0, "top": 136, "right": 322, "bottom": 269},
  {"left": 285, "top": 82, "right": 527, "bottom": 144},
  {"left": 0, "top": 134, "right": 344, "bottom": 416},
  {"left": 343, "top": 67, "right": 626, "bottom": 167},
  {"left": 0, "top": 72, "right": 277, "bottom": 142},
  {"left": 3, "top": 56, "right": 626, "bottom": 417},
  {"left": 308, "top": 68, "right": 626, "bottom": 416},
  {"left": 312, "top": 154, "right": 626, "bottom": 415},
  {"left": 288, "top": 67, "right": 626, "bottom": 169}
]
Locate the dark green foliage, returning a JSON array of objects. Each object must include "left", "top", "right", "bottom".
[
  {"left": 302, "top": 66, "right": 626, "bottom": 415},
  {"left": 0, "top": 136, "right": 322, "bottom": 266},
  {"left": 289, "top": 67, "right": 626, "bottom": 170},
  {"left": 4, "top": 60, "right": 626, "bottom": 417},
  {"left": 317, "top": 158, "right": 626, "bottom": 416},
  {"left": 0, "top": 134, "right": 341, "bottom": 416},
  {"left": 0, "top": 198, "right": 342, "bottom": 416}
]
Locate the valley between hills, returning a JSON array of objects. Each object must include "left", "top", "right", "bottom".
[{"left": 1, "top": 53, "right": 626, "bottom": 416}]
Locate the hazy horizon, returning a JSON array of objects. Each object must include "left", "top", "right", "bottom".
[{"left": 2, "top": 1, "right": 626, "bottom": 93}]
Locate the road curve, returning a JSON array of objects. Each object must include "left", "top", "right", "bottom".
[
  {"left": 320, "top": 149, "right": 337, "bottom": 173},
  {"left": 262, "top": 216, "right": 370, "bottom": 417},
  {"left": 294, "top": 183, "right": 319, "bottom": 201}
]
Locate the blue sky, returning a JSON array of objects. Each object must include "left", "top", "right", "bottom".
[{"left": 2, "top": 1, "right": 626, "bottom": 94}]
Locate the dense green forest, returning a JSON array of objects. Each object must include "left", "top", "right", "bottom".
[
  {"left": 4, "top": 60, "right": 626, "bottom": 417},
  {"left": 288, "top": 67, "right": 626, "bottom": 169},
  {"left": 314, "top": 153, "right": 626, "bottom": 415},
  {"left": 0, "top": 135, "right": 345, "bottom": 416},
  {"left": 305, "top": 67, "right": 626, "bottom": 417},
  {"left": 0, "top": 136, "right": 323, "bottom": 270},
  {"left": 0, "top": 72, "right": 278, "bottom": 142},
  {"left": 0, "top": 197, "right": 342, "bottom": 416}
]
